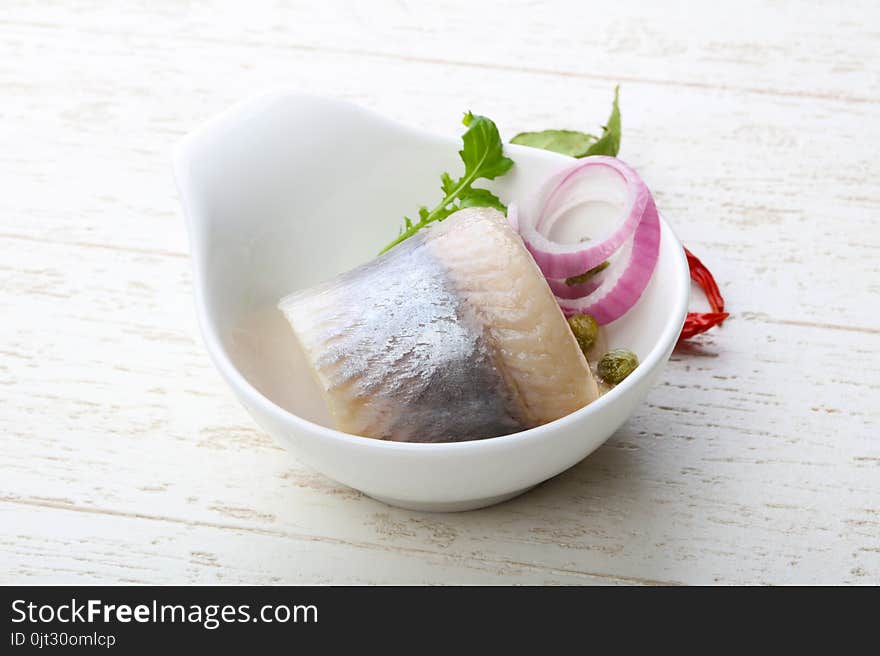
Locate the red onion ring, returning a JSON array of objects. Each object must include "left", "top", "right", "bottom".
[
  {"left": 520, "top": 156, "right": 651, "bottom": 280},
  {"left": 556, "top": 196, "right": 660, "bottom": 324},
  {"left": 515, "top": 156, "right": 661, "bottom": 325}
]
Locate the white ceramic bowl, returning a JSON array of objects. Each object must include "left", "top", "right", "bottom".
[{"left": 174, "top": 91, "right": 689, "bottom": 511}]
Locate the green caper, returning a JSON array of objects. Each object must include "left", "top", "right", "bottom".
[
  {"left": 598, "top": 348, "right": 639, "bottom": 384},
  {"left": 567, "top": 313, "right": 599, "bottom": 354}
]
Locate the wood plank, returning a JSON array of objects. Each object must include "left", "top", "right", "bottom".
[
  {"left": 1, "top": 19, "right": 878, "bottom": 334},
  {"left": 2, "top": 236, "right": 878, "bottom": 584},
  {"left": 4, "top": 0, "right": 877, "bottom": 101},
  {"left": 1, "top": 1, "right": 878, "bottom": 584},
  {"left": 1, "top": 502, "right": 625, "bottom": 584}
]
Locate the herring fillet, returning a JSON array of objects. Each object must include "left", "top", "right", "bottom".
[{"left": 279, "top": 207, "right": 598, "bottom": 443}]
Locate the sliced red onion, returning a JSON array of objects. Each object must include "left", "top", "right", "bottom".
[
  {"left": 515, "top": 156, "right": 661, "bottom": 325},
  {"left": 520, "top": 156, "right": 651, "bottom": 280},
  {"left": 556, "top": 196, "right": 660, "bottom": 324}
]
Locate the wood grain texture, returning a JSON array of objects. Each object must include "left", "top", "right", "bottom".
[{"left": 1, "top": 0, "right": 878, "bottom": 585}]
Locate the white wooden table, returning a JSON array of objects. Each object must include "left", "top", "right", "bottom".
[{"left": 2, "top": 1, "right": 878, "bottom": 585}]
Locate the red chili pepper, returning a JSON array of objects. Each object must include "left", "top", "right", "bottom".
[{"left": 679, "top": 247, "right": 728, "bottom": 341}]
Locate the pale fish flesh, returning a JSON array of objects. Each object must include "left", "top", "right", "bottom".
[{"left": 278, "top": 207, "right": 598, "bottom": 442}]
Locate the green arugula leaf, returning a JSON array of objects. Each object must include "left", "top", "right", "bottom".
[
  {"left": 381, "top": 112, "right": 514, "bottom": 253},
  {"left": 509, "top": 86, "right": 621, "bottom": 159},
  {"left": 457, "top": 187, "right": 506, "bottom": 212},
  {"left": 583, "top": 85, "right": 621, "bottom": 157},
  {"left": 510, "top": 129, "right": 597, "bottom": 157},
  {"left": 458, "top": 112, "right": 514, "bottom": 180},
  {"left": 440, "top": 172, "right": 456, "bottom": 196}
]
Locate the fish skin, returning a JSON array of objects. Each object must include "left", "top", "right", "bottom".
[{"left": 279, "top": 208, "right": 597, "bottom": 443}]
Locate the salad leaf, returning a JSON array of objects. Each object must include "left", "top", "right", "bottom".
[
  {"left": 510, "top": 86, "right": 621, "bottom": 159},
  {"left": 457, "top": 187, "right": 507, "bottom": 211},
  {"left": 583, "top": 85, "right": 621, "bottom": 157},
  {"left": 510, "top": 129, "right": 597, "bottom": 157},
  {"left": 381, "top": 112, "right": 513, "bottom": 253}
]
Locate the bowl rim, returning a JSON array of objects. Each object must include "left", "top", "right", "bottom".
[{"left": 173, "top": 90, "right": 690, "bottom": 454}]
